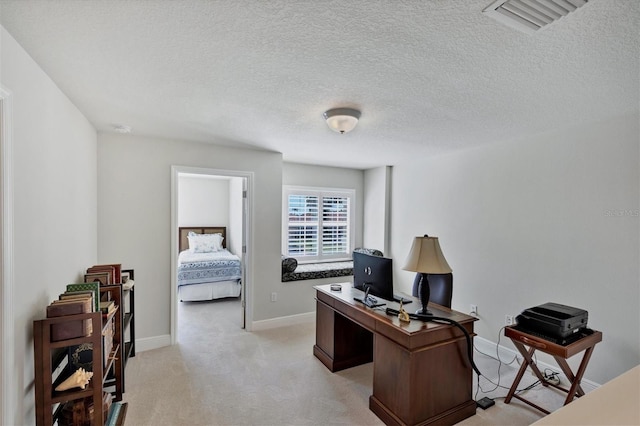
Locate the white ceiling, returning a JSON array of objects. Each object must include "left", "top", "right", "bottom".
[{"left": 0, "top": 0, "right": 637, "bottom": 169}]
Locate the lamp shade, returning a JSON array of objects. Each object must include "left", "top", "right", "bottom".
[
  {"left": 323, "top": 108, "right": 360, "bottom": 134},
  {"left": 402, "top": 236, "right": 452, "bottom": 274}
]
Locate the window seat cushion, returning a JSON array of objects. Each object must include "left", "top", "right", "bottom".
[{"left": 282, "top": 261, "right": 353, "bottom": 282}]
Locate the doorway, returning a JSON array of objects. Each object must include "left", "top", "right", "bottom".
[{"left": 170, "top": 166, "right": 253, "bottom": 344}]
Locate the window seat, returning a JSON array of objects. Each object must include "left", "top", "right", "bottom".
[{"left": 282, "top": 261, "right": 353, "bottom": 282}]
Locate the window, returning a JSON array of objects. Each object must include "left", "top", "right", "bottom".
[{"left": 283, "top": 186, "right": 355, "bottom": 263}]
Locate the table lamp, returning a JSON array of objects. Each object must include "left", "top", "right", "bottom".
[{"left": 403, "top": 235, "right": 452, "bottom": 315}]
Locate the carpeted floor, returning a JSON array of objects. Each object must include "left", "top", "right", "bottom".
[{"left": 122, "top": 299, "right": 568, "bottom": 425}]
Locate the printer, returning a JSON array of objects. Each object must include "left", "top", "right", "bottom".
[{"left": 516, "top": 302, "right": 588, "bottom": 342}]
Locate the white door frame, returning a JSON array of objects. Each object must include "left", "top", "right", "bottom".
[
  {"left": 1, "top": 87, "right": 15, "bottom": 426},
  {"left": 170, "top": 165, "right": 254, "bottom": 344}
]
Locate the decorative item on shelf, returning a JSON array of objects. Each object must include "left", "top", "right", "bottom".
[
  {"left": 55, "top": 368, "right": 94, "bottom": 391},
  {"left": 397, "top": 301, "right": 411, "bottom": 323},
  {"left": 403, "top": 235, "right": 452, "bottom": 315},
  {"left": 122, "top": 268, "right": 135, "bottom": 291},
  {"left": 323, "top": 107, "right": 361, "bottom": 134}
]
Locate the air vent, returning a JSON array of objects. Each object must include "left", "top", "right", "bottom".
[{"left": 483, "top": 0, "right": 589, "bottom": 34}]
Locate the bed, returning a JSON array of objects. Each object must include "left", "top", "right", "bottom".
[{"left": 177, "top": 226, "right": 242, "bottom": 302}]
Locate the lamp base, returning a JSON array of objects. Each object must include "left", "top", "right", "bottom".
[{"left": 417, "top": 273, "right": 433, "bottom": 316}]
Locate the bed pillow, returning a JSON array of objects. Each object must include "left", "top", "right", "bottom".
[
  {"left": 188, "top": 232, "right": 224, "bottom": 253},
  {"left": 353, "top": 247, "right": 383, "bottom": 257}
]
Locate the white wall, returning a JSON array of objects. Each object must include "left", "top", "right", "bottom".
[
  {"left": 389, "top": 113, "right": 639, "bottom": 384},
  {"left": 178, "top": 174, "right": 243, "bottom": 255},
  {"left": 178, "top": 175, "right": 230, "bottom": 228},
  {"left": 363, "top": 166, "right": 391, "bottom": 255},
  {"left": 97, "top": 135, "right": 284, "bottom": 340},
  {"left": 1, "top": 26, "right": 98, "bottom": 425}
]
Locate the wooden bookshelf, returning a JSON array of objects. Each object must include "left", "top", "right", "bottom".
[{"left": 33, "top": 285, "right": 128, "bottom": 425}]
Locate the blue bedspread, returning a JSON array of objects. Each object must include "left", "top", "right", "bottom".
[{"left": 177, "top": 249, "right": 242, "bottom": 286}]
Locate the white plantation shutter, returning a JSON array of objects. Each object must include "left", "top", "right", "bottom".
[
  {"left": 287, "top": 194, "right": 318, "bottom": 256},
  {"left": 283, "top": 187, "right": 355, "bottom": 262},
  {"left": 322, "top": 196, "right": 349, "bottom": 255}
]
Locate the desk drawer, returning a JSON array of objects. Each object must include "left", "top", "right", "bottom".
[
  {"left": 505, "top": 326, "right": 602, "bottom": 358},
  {"left": 316, "top": 290, "right": 336, "bottom": 307},
  {"left": 333, "top": 299, "right": 376, "bottom": 331}
]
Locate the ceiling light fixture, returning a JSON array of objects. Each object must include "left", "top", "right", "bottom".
[{"left": 323, "top": 108, "right": 361, "bottom": 134}]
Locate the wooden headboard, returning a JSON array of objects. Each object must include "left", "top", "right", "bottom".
[{"left": 179, "top": 226, "right": 227, "bottom": 252}]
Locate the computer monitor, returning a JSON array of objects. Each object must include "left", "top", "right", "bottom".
[{"left": 353, "top": 251, "right": 394, "bottom": 301}]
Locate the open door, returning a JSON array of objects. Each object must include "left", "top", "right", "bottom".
[{"left": 241, "top": 179, "right": 248, "bottom": 329}]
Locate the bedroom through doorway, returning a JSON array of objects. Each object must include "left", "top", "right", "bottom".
[{"left": 171, "top": 167, "right": 252, "bottom": 344}]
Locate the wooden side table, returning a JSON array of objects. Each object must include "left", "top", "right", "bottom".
[{"left": 504, "top": 326, "right": 603, "bottom": 414}]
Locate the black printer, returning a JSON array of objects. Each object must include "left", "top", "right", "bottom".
[{"left": 515, "top": 302, "right": 588, "bottom": 343}]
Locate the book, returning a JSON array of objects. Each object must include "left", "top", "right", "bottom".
[
  {"left": 50, "top": 320, "right": 92, "bottom": 342},
  {"left": 47, "top": 298, "right": 93, "bottom": 341},
  {"left": 106, "top": 402, "right": 128, "bottom": 426},
  {"left": 47, "top": 297, "right": 92, "bottom": 311},
  {"left": 59, "top": 290, "right": 96, "bottom": 314},
  {"left": 84, "top": 271, "right": 112, "bottom": 286},
  {"left": 66, "top": 282, "right": 100, "bottom": 312},
  {"left": 59, "top": 290, "right": 94, "bottom": 301},
  {"left": 99, "top": 300, "right": 116, "bottom": 315},
  {"left": 86, "top": 265, "right": 115, "bottom": 285},
  {"left": 103, "top": 322, "right": 114, "bottom": 367},
  {"left": 102, "top": 392, "right": 113, "bottom": 423},
  {"left": 68, "top": 342, "right": 93, "bottom": 372},
  {"left": 87, "top": 264, "right": 122, "bottom": 285},
  {"left": 104, "top": 264, "right": 122, "bottom": 284}
]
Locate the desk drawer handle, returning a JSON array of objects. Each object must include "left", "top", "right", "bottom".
[{"left": 520, "top": 336, "right": 546, "bottom": 349}]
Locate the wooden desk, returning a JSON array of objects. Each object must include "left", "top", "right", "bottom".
[
  {"left": 504, "top": 326, "right": 603, "bottom": 414},
  {"left": 314, "top": 283, "right": 478, "bottom": 426}
]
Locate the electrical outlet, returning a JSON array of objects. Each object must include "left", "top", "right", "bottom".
[
  {"left": 470, "top": 304, "right": 478, "bottom": 316},
  {"left": 271, "top": 292, "right": 277, "bottom": 302},
  {"left": 505, "top": 315, "right": 514, "bottom": 326}
]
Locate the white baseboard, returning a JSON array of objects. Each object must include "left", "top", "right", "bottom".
[
  {"left": 134, "top": 313, "right": 316, "bottom": 352},
  {"left": 474, "top": 336, "right": 599, "bottom": 392},
  {"left": 135, "top": 334, "right": 171, "bottom": 352},
  {"left": 251, "top": 311, "right": 315, "bottom": 331}
]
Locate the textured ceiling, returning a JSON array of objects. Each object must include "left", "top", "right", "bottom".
[{"left": 0, "top": 0, "right": 638, "bottom": 169}]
